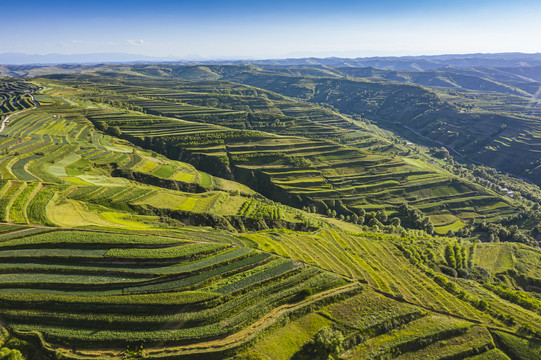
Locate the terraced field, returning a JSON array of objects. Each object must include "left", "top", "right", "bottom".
[
  {"left": 201, "top": 65, "right": 541, "bottom": 188},
  {"left": 0, "top": 84, "right": 320, "bottom": 231},
  {"left": 0, "top": 76, "right": 538, "bottom": 359},
  {"left": 0, "top": 224, "right": 533, "bottom": 360},
  {"left": 0, "top": 227, "right": 351, "bottom": 358},
  {"left": 0, "top": 80, "right": 37, "bottom": 115},
  {"left": 241, "top": 229, "right": 494, "bottom": 321},
  {"left": 39, "top": 75, "right": 517, "bottom": 234}
]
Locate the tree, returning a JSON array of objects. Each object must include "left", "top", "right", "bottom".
[
  {"left": 306, "top": 327, "right": 344, "bottom": 360},
  {"left": 109, "top": 126, "right": 122, "bottom": 137},
  {"left": 425, "top": 222, "right": 435, "bottom": 235},
  {"left": 445, "top": 243, "right": 457, "bottom": 269},
  {"left": 376, "top": 209, "right": 388, "bottom": 224},
  {"left": 475, "top": 299, "right": 489, "bottom": 311},
  {"left": 0, "top": 348, "right": 24, "bottom": 360},
  {"left": 461, "top": 247, "right": 468, "bottom": 268},
  {"left": 454, "top": 243, "right": 463, "bottom": 268}
]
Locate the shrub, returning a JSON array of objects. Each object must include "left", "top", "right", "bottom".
[
  {"left": 457, "top": 268, "right": 469, "bottom": 278},
  {"left": 440, "top": 265, "right": 458, "bottom": 277},
  {"left": 296, "top": 327, "right": 345, "bottom": 360}
]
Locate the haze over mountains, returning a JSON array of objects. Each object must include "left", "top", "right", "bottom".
[{"left": 2, "top": 52, "right": 541, "bottom": 70}]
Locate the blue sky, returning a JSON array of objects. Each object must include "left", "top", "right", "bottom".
[{"left": 2, "top": 0, "right": 541, "bottom": 58}]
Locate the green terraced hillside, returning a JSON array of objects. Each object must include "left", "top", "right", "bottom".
[
  {"left": 0, "top": 72, "right": 539, "bottom": 360},
  {"left": 37, "top": 75, "right": 524, "bottom": 237}
]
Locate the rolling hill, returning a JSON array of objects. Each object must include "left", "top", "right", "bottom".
[{"left": 0, "top": 63, "right": 539, "bottom": 359}]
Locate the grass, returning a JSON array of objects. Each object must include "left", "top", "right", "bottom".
[
  {"left": 47, "top": 152, "right": 81, "bottom": 178},
  {"left": 345, "top": 315, "right": 472, "bottom": 359},
  {"left": 199, "top": 171, "right": 212, "bottom": 187},
  {"left": 473, "top": 243, "right": 515, "bottom": 274},
  {"left": 99, "top": 212, "right": 153, "bottom": 229},
  {"left": 492, "top": 331, "right": 541, "bottom": 360},
  {"left": 248, "top": 312, "right": 331, "bottom": 360},
  {"left": 152, "top": 165, "right": 176, "bottom": 179}
]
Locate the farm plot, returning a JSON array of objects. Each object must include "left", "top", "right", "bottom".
[
  {"left": 242, "top": 229, "right": 487, "bottom": 320},
  {"left": 0, "top": 228, "right": 347, "bottom": 358}
]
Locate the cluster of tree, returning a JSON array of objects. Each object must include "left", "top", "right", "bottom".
[
  {"left": 93, "top": 120, "right": 122, "bottom": 137},
  {"left": 0, "top": 348, "right": 24, "bottom": 360},
  {"left": 293, "top": 327, "right": 346, "bottom": 360},
  {"left": 446, "top": 162, "right": 541, "bottom": 206},
  {"left": 131, "top": 203, "right": 315, "bottom": 232},
  {"left": 517, "top": 322, "right": 541, "bottom": 338},
  {"left": 231, "top": 152, "right": 287, "bottom": 163},
  {"left": 396, "top": 243, "right": 436, "bottom": 267},
  {"left": 87, "top": 115, "right": 167, "bottom": 128},
  {"left": 396, "top": 203, "right": 435, "bottom": 234},
  {"left": 305, "top": 201, "right": 436, "bottom": 236},
  {"left": 429, "top": 147, "right": 451, "bottom": 159},
  {"left": 72, "top": 84, "right": 116, "bottom": 95},
  {"left": 83, "top": 96, "right": 144, "bottom": 112},
  {"left": 125, "top": 344, "right": 144, "bottom": 360},
  {"left": 447, "top": 211, "right": 538, "bottom": 246},
  {"left": 475, "top": 221, "right": 535, "bottom": 246},
  {"left": 170, "top": 130, "right": 266, "bottom": 147},
  {"left": 179, "top": 111, "right": 297, "bottom": 131},
  {"left": 238, "top": 199, "right": 284, "bottom": 220},
  {"left": 287, "top": 156, "right": 313, "bottom": 168},
  {"left": 444, "top": 242, "right": 469, "bottom": 270},
  {"left": 432, "top": 273, "right": 489, "bottom": 310}
]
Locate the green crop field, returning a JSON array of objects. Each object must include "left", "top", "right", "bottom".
[{"left": 0, "top": 66, "right": 538, "bottom": 359}]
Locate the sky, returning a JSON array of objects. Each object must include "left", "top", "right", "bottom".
[{"left": 2, "top": 0, "right": 541, "bottom": 59}]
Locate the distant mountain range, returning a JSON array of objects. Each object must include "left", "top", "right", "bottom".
[
  {"left": 0, "top": 52, "right": 179, "bottom": 65},
  {"left": 2, "top": 52, "right": 541, "bottom": 70}
]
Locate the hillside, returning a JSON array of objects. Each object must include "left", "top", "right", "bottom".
[
  {"left": 5, "top": 61, "right": 541, "bottom": 190},
  {"left": 0, "top": 71, "right": 539, "bottom": 359},
  {"left": 36, "top": 74, "right": 528, "bottom": 237},
  {"left": 161, "top": 64, "right": 540, "bottom": 188}
]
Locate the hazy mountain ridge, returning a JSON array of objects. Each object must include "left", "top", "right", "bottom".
[{"left": 2, "top": 52, "right": 541, "bottom": 69}]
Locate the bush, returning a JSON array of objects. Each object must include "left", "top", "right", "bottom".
[
  {"left": 474, "top": 299, "right": 489, "bottom": 311},
  {"left": 440, "top": 265, "right": 457, "bottom": 278},
  {"left": 293, "top": 326, "right": 346, "bottom": 360},
  {"left": 470, "top": 266, "right": 492, "bottom": 282},
  {"left": 457, "top": 268, "right": 469, "bottom": 278},
  {"left": 289, "top": 288, "right": 314, "bottom": 303},
  {"left": 0, "top": 348, "right": 24, "bottom": 360}
]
